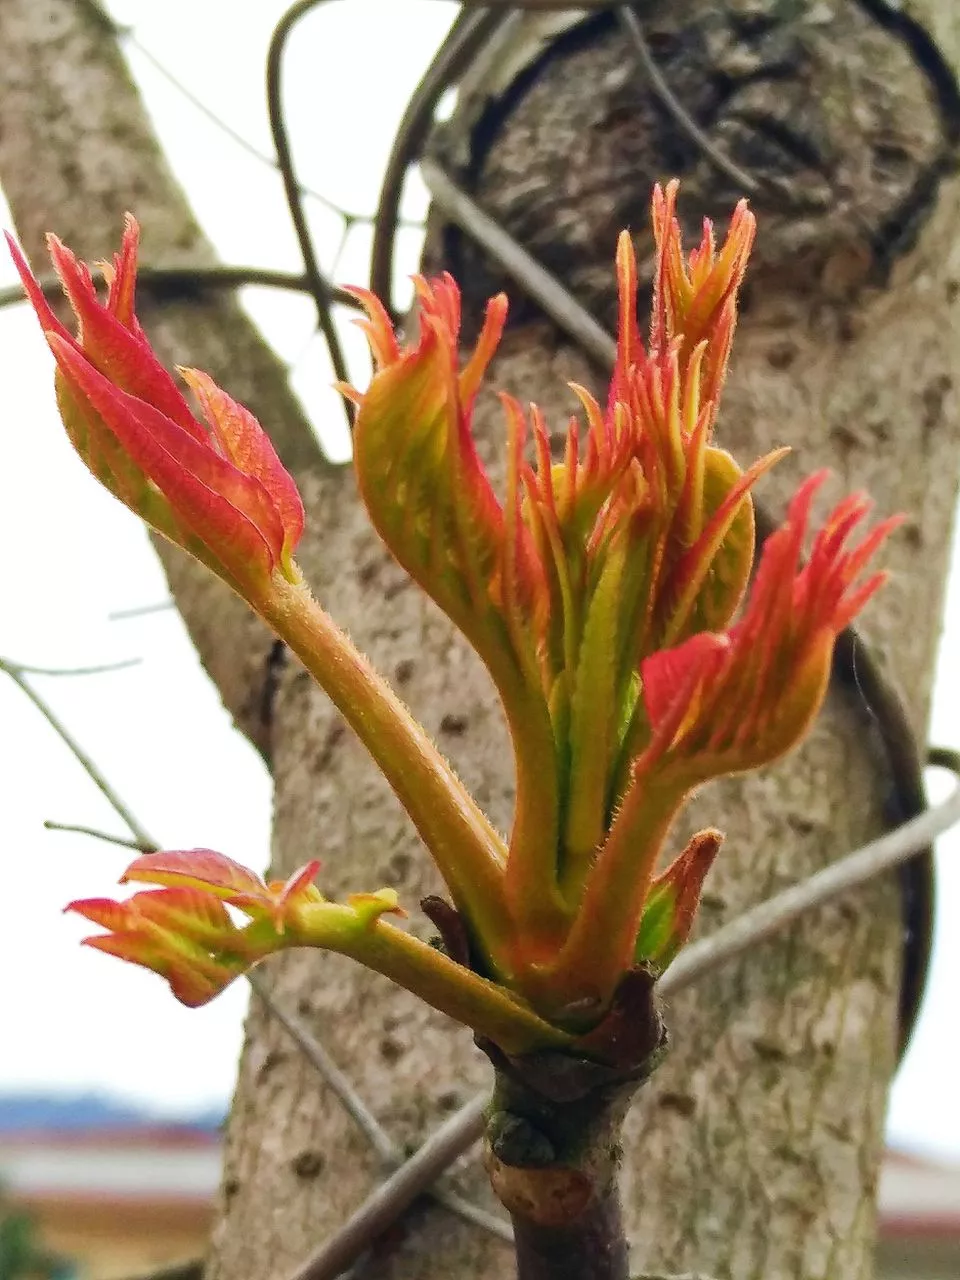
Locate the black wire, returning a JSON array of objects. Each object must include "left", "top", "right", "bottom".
[
  {"left": 267, "top": 0, "right": 355, "bottom": 429},
  {"left": 617, "top": 7, "right": 762, "bottom": 197},
  {"left": 369, "top": 6, "right": 505, "bottom": 317}
]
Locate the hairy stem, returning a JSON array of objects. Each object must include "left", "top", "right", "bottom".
[{"left": 255, "top": 575, "right": 513, "bottom": 960}]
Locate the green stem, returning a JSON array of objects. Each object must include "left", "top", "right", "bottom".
[
  {"left": 293, "top": 904, "right": 572, "bottom": 1057},
  {"left": 541, "top": 782, "right": 685, "bottom": 1012},
  {"left": 501, "top": 674, "right": 570, "bottom": 949},
  {"left": 257, "top": 576, "right": 513, "bottom": 965}
]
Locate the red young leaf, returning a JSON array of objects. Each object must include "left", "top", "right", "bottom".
[
  {"left": 8, "top": 218, "right": 306, "bottom": 597},
  {"left": 45, "top": 232, "right": 202, "bottom": 438},
  {"left": 48, "top": 336, "right": 282, "bottom": 577},
  {"left": 180, "top": 368, "right": 305, "bottom": 569},
  {"left": 121, "top": 849, "right": 269, "bottom": 902},
  {"left": 126, "top": 887, "right": 240, "bottom": 944},
  {"left": 635, "top": 829, "right": 723, "bottom": 970}
]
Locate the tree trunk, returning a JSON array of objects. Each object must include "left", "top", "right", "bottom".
[{"left": 2, "top": 3, "right": 958, "bottom": 1280}]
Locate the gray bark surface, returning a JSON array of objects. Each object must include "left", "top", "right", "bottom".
[{"left": 1, "top": 3, "right": 958, "bottom": 1280}]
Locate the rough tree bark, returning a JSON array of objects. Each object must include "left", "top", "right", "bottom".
[{"left": 1, "top": 3, "right": 958, "bottom": 1280}]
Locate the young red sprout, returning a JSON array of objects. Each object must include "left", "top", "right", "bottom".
[
  {"left": 13, "top": 182, "right": 899, "bottom": 1056},
  {"left": 67, "top": 850, "right": 567, "bottom": 1056},
  {"left": 540, "top": 471, "right": 901, "bottom": 1012},
  {"left": 7, "top": 219, "right": 303, "bottom": 599}
]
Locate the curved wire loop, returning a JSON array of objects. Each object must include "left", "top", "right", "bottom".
[{"left": 266, "top": 0, "right": 358, "bottom": 429}]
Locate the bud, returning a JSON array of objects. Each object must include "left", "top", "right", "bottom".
[
  {"left": 649, "top": 177, "right": 755, "bottom": 410},
  {"left": 68, "top": 849, "right": 568, "bottom": 1056},
  {"left": 67, "top": 850, "right": 350, "bottom": 1005},
  {"left": 634, "top": 829, "right": 724, "bottom": 973},
  {"left": 40, "top": 185, "right": 899, "bottom": 1056},
  {"left": 7, "top": 218, "right": 305, "bottom": 599},
  {"left": 346, "top": 185, "right": 782, "bottom": 953},
  {"left": 637, "top": 471, "right": 902, "bottom": 788},
  {"left": 545, "top": 471, "right": 899, "bottom": 1011}
]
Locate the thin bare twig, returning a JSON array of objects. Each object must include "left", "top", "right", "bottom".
[
  {"left": 0, "top": 265, "right": 363, "bottom": 314},
  {"left": 432, "top": 1188, "right": 511, "bottom": 1242},
  {"left": 616, "top": 8, "right": 760, "bottom": 195},
  {"left": 108, "top": 600, "right": 175, "bottom": 621},
  {"left": 43, "top": 820, "right": 154, "bottom": 852},
  {"left": 0, "top": 655, "right": 141, "bottom": 678},
  {"left": 247, "top": 968, "right": 395, "bottom": 1163},
  {"left": 1, "top": 657, "right": 156, "bottom": 850},
  {"left": 248, "top": 966, "right": 511, "bottom": 1239}
]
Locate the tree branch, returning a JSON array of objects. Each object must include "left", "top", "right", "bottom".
[
  {"left": 0, "top": 264, "right": 363, "bottom": 313},
  {"left": 1, "top": 657, "right": 157, "bottom": 850}
]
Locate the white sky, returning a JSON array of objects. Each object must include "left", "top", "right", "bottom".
[{"left": 0, "top": 0, "right": 958, "bottom": 1160}]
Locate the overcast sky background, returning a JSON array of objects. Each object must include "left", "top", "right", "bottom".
[{"left": 1, "top": 0, "right": 958, "bottom": 1161}]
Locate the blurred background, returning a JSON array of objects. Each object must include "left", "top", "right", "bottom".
[{"left": 0, "top": 2, "right": 958, "bottom": 1276}]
